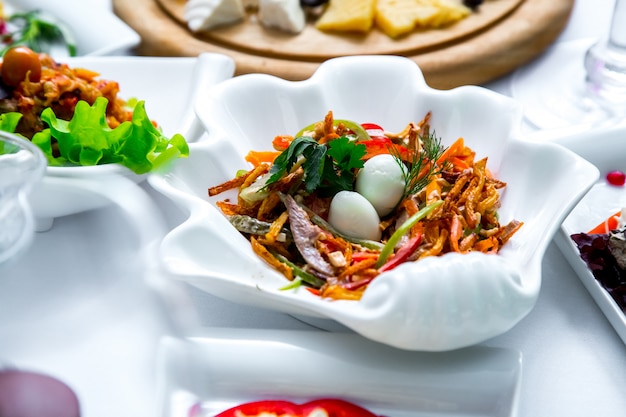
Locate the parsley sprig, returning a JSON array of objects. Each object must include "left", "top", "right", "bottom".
[{"left": 266, "top": 136, "right": 367, "bottom": 195}]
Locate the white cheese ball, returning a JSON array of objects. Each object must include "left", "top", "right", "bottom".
[
  {"left": 356, "top": 154, "right": 405, "bottom": 217},
  {"left": 328, "top": 191, "right": 382, "bottom": 241}
]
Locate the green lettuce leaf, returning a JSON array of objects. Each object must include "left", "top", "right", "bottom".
[
  {"left": 0, "top": 112, "right": 23, "bottom": 154},
  {"left": 29, "top": 96, "right": 189, "bottom": 174}
]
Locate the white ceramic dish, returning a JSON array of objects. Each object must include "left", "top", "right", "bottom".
[
  {"left": 546, "top": 123, "right": 626, "bottom": 346},
  {"left": 149, "top": 55, "right": 599, "bottom": 351},
  {"left": 6, "top": 0, "right": 141, "bottom": 56},
  {"left": 26, "top": 53, "right": 235, "bottom": 231},
  {"left": 157, "top": 328, "right": 523, "bottom": 417}
]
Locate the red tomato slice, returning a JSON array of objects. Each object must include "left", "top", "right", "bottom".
[{"left": 214, "top": 399, "right": 379, "bottom": 417}]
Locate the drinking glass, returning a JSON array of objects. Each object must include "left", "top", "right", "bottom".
[
  {"left": 511, "top": 0, "right": 626, "bottom": 130},
  {"left": 0, "top": 131, "right": 46, "bottom": 266}
]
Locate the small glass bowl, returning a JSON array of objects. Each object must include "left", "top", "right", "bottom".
[{"left": 0, "top": 131, "right": 46, "bottom": 266}]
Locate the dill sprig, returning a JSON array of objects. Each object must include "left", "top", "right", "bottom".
[{"left": 390, "top": 130, "right": 447, "bottom": 199}]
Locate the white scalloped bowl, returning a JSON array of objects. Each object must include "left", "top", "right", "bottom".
[
  {"left": 149, "top": 55, "right": 599, "bottom": 351},
  {"left": 24, "top": 53, "right": 235, "bottom": 231}
]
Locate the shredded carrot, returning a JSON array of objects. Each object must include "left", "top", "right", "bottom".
[
  {"left": 588, "top": 211, "right": 621, "bottom": 234},
  {"left": 449, "top": 214, "right": 464, "bottom": 252},
  {"left": 245, "top": 150, "right": 281, "bottom": 167},
  {"left": 425, "top": 178, "right": 441, "bottom": 205},
  {"left": 272, "top": 135, "right": 293, "bottom": 151},
  {"left": 437, "top": 137, "right": 465, "bottom": 166},
  {"left": 320, "top": 284, "right": 365, "bottom": 301},
  {"left": 209, "top": 177, "right": 244, "bottom": 196},
  {"left": 351, "top": 251, "right": 379, "bottom": 262},
  {"left": 450, "top": 156, "right": 470, "bottom": 171},
  {"left": 474, "top": 236, "right": 499, "bottom": 253},
  {"left": 265, "top": 211, "right": 289, "bottom": 243},
  {"left": 339, "top": 258, "right": 379, "bottom": 280},
  {"left": 250, "top": 237, "right": 293, "bottom": 280}
]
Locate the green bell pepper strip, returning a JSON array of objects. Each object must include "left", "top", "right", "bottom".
[
  {"left": 375, "top": 200, "right": 444, "bottom": 269},
  {"left": 295, "top": 118, "right": 371, "bottom": 141}
]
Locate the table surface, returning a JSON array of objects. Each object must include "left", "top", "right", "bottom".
[{"left": 3, "top": 1, "right": 626, "bottom": 417}]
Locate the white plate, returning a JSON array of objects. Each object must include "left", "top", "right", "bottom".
[
  {"left": 5, "top": 0, "right": 141, "bottom": 56},
  {"left": 547, "top": 124, "right": 626, "bottom": 346},
  {"left": 150, "top": 55, "right": 599, "bottom": 351},
  {"left": 26, "top": 54, "right": 235, "bottom": 231},
  {"left": 157, "top": 328, "right": 523, "bottom": 417}
]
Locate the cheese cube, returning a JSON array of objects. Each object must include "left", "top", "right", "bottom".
[{"left": 315, "top": 0, "right": 377, "bottom": 33}]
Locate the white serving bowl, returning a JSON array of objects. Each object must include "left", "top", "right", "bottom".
[
  {"left": 23, "top": 53, "right": 235, "bottom": 231},
  {"left": 149, "top": 55, "right": 599, "bottom": 351}
]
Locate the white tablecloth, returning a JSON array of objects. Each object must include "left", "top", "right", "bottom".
[{"left": 2, "top": 1, "right": 626, "bottom": 417}]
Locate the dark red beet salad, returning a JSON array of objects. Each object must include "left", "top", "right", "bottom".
[{"left": 571, "top": 229, "right": 626, "bottom": 311}]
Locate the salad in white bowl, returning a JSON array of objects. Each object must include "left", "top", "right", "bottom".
[
  {"left": 0, "top": 48, "right": 235, "bottom": 230},
  {"left": 149, "top": 55, "right": 599, "bottom": 351}
]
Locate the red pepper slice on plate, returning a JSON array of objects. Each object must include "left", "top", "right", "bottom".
[{"left": 214, "top": 399, "right": 379, "bottom": 417}]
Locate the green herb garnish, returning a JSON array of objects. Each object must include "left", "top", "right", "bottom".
[
  {"left": 266, "top": 135, "right": 366, "bottom": 195},
  {"left": 391, "top": 130, "right": 446, "bottom": 199},
  {"left": 1, "top": 10, "right": 76, "bottom": 56},
  {"left": 17, "top": 96, "right": 189, "bottom": 174}
]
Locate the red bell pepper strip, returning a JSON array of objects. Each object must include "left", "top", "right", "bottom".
[
  {"left": 214, "top": 400, "right": 298, "bottom": 417},
  {"left": 361, "top": 137, "right": 408, "bottom": 160},
  {"left": 378, "top": 234, "right": 423, "bottom": 272},
  {"left": 213, "top": 399, "right": 380, "bottom": 417},
  {"left": 302, "top": 399, "right": 379, "bottom": 417},
  {"left": 351, "top": 251, "right": 379, "bottom": 262},
  {"left": 360, "top": 123, "right": 386, "bottom": 140}
]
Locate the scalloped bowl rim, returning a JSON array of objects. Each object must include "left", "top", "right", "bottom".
[
  {"left": 45, "top": 163, "right": 134, "bottom": 178},
  {"left": 150, "top": 55, "right": 600, "bottom": 351}
]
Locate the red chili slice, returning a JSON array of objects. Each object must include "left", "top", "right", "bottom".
[
  {"left": 214, "top": 399, "right": 379, "bottom": 417},
  {"left": 360, "top": 123, "right": 383, "bottom": 130},
  {"left": 378, "top": 234, "right": 423, "bottom": 272},
  {"left": 360, "top": 123, "right": 386, "bottom": 140}
]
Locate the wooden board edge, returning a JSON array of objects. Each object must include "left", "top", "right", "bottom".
[{"left": 113, "top": 0, "right": 574, "bottom": 90}]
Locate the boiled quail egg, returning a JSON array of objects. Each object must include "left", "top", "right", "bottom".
[
  {"left": 328, "top": 190, "right": 381, "bottom": 241},
  {"left": 355, "top": 153, "right": 405, "bottom": 217}
]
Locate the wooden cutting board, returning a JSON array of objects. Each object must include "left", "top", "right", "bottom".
[{"left": 113, "top": 0, "right": 574, "bottom": 89}]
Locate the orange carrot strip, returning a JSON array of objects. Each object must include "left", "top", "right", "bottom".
[
  {"left": 437, "top": 137, "right": 465, "bottom": 166},
  {"left": 450, "top": 156, "right": 470, "bottom": 171},
  {"left": 245, "top": 150, "right": 281, "bottom": 167},
  {"left": 250, "top": 237, "right": 293, "bottom": 280},
  {"left": 272, "top": 135, "right": 293, "bottom": 151},
  {"left": 588, "top": 211, "right": 621, "bottom": 234}
]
